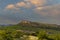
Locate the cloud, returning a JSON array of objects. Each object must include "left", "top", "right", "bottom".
[
  {"left": 5, "top": 2, "right": 31, "bottom": 10},
  {"left": 16, "top": 2, "right": 31, "bottom": 8},
  {"left": 34, "top": 7, "right": 45, "bottom": 10},
  {"left": 5, "top": 0, "right": 48, "bottom": 10},
  {"left": 5, "top": 0, "right": 60, "bottom": 17},
  {"left": 16, "top": 2, "right": 26, "bottom": 7},
  {"left": 34, "top": 4, "right": 60, "bottom": 17},
  {"left": 6, "top": 4, "right": 15, "bottom": 9},
  {"left": 24, "top": 0, "right": 47, "bottom": 6}
]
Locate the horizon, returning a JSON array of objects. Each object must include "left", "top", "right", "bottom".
[{"left": 0, "top": 0, "right": 60, "bottom": 24}]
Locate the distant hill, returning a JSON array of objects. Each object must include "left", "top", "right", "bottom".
[
  {"left": 0, "top": 20, "right": 60, "bottom": 31},
  {"left": 17, "top": 20, "right": 60, "bottom": 31}
]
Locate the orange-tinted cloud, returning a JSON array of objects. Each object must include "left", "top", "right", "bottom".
[
  {"left": 5, "top": 0, "right": 48, "bottom": 10},
  {"left": 16, "top": 2, "right": 26, "bottom": 7},
  {"left": 6, "top": 4, "right": 15, "bottom": 9},
  {"left": 35, "top": 7, "right": 44, "bottom": 10},
  {"left": 16, "top": 2, "right": 31, "bottom": 8},
  {"left": 5, "top": 1, "right": 31, "bottom": 10},
  {"left": 24, "top": 0, "right": 47, "bottom": 6}
]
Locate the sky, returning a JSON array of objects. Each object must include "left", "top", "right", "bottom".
[{"left": 0, "top": 0, "right": 60, "bottom": 24}]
